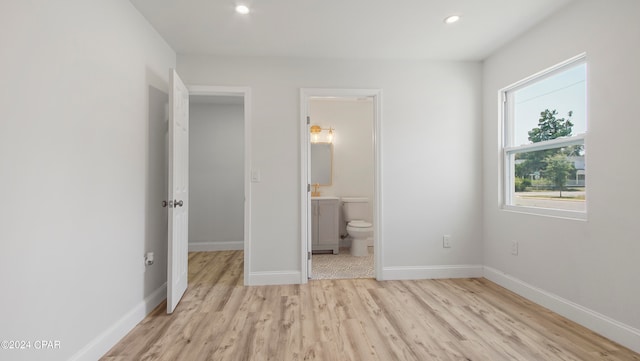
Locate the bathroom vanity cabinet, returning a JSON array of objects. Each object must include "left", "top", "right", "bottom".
[{"left": 311, "top": 198, "right": 339, "bottom": 254}]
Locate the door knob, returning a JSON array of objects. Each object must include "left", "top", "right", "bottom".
[
  {"left": 175, "top": 200, "right": 184, "bottom": 207},
  {"left": 162, "top": 200, "right": 168, "bottom": 208}
]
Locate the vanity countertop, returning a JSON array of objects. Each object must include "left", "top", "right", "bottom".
[{"left": 311, "top": 196, "right": 340, "bottom": 200}]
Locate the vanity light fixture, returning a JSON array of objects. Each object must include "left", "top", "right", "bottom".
[
  {"left": 235, "top": 4, "right": 250, "bottom": 14},
  {"left": 310, "top": 125, "right": 322, "bottom": 143},
  {"left": 444, "top": 15, "right": 461, "bottom": 24},
  {"left": 310, "top": 125, "right": 335, "bottom": 144}
]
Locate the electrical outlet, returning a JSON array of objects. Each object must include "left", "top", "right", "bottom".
[
  {"left": 145, "top": 252, "right": 154, "bottom": 266},
  {"left": 511, "top": 241, "right": 518, "bottom": 256},
  {"left": 443, "top": 235, "right": 452, "bottom": 248}
]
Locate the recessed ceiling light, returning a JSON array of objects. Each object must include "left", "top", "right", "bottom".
[
  {"left": 444, "top": 15, "right": 461, "bottom": 24},
  {"left": 235, "top": 4, "right": 250, "bottom": 15}
]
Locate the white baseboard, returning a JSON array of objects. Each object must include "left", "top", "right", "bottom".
[
  {"left": 69, "top": 283, "right": 167, "bottom": 361},
  {"left": 484, "top": 266, "right": 640, "bottom": 354},
  {"left": 247, "top": 271, "right": 301, "bottom": 286},
  {"left": 188, "top": 241, "right": 243, "bottom": 252},
  {"left": 382, "top": 264, "right": 484, "bottom": 280}
]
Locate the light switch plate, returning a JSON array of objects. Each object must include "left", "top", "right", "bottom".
[
  {"left": 443, "top": 235, "right": 451, "bottom": 248},
  {"left": 251, "top": 169, "right": 261, "bottom": 182}
]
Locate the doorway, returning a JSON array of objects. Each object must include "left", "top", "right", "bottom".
[
  {"left": 187, "top": 86, "right": 252, "bottom": 286},
  {"left": 300, "top": 88, "right": 383, "bottom": 282}
]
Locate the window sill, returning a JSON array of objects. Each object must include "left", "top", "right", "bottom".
[{"left": 502, "top": 204, "right": 587, "bottom": 221}]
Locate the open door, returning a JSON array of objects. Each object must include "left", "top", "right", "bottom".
[
  {"left": 306, "top": 118, "right": 313, "bottom": 278},
  {"left": 167, "top": 69, "right": 189, "bottom": 314}
]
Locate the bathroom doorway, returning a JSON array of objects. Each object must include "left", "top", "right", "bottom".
[{"left": 300, "top": 89, "right": 382, "bottom": 282}]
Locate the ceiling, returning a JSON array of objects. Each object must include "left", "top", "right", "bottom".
[{"left": 130, "top": 0, "right": 573, "bottom": 61}]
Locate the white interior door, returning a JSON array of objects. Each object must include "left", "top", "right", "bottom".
[
  {"left": 167, "top": 68, "right": 189, "bottom": 314},
  {"left": 306, "top": 118, "right": 313, "bottom": 278}
]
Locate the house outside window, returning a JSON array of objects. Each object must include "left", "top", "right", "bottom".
[{"left": 502, "top": 55, "right": 587, "bottom": 219}]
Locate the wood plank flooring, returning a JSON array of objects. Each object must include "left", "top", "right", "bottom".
[{"left": 102, "top": 251, "right": 640, "bottom": 361}]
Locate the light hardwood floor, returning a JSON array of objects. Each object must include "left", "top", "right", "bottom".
[{"left": 102, "top": 251, "right": 640, "bottom": 361}]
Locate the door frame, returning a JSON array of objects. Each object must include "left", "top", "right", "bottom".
[
  {"left": 299, "top": 88, "right": 383, "bottom": 283},
  {"left": 188, "top": 85, "right": 252, "bottom": 285}
]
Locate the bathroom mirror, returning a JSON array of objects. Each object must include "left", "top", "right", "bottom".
[{"left": 311, "top": 143, "right": 332, "bottom": 185}]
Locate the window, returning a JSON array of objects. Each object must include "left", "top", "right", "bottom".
[{"left": 502, "top": 55, "right": 587, "bottom": 219}]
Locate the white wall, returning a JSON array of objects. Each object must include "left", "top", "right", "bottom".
[
  {"left": 0, "top": 1, "right": 176, "bottom": 360},
  {"left": 189, "top": 102, "right": 244, "bottom": 250},
  {"left": 177, "top": 56, "right": 484, "bottom": 281},
  {"left": 483, "top": 0, "right": 640, "bottom": 351}
]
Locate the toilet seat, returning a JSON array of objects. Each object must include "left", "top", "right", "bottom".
[{"left": 348, "top": 220, "right": 372, "bottom": 228}]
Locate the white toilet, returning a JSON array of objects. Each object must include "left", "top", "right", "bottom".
[{"left": 342, "top": 197, "right": 373, "bottom": 257}]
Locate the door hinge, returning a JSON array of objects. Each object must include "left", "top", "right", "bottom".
[
  {"left": 307, "top": 184, "right": 311, "bottom": 192},
  {"left": 306, "top": 116, "right": 310, "bottom": 125},
  {"left": 308, "top": 251, "right": 311, "bottom": 260}
]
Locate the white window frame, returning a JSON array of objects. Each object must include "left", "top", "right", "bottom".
[{"left": 501, "top": 54, "right": 587, "bottom": 220}]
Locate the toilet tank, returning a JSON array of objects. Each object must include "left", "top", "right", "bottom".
[{"left": 342, "top": 197, "right": 369, "bottom": 221}]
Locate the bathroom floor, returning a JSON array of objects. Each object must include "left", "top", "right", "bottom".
[{"left": 311, "top": 247, "right": 374, "bottom": 280}]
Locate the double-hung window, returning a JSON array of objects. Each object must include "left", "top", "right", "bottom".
[{"left": 502, "top": 55, "right": 587, "bottom": 219}]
